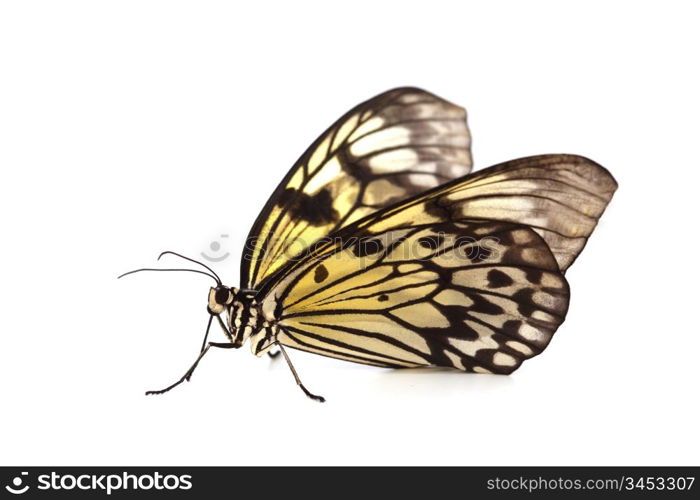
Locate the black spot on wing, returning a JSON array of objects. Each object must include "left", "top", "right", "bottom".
[
  {"left": 461, "top": 244, "right": 492, "bottom": 263},
  {"left": 352, "top": 237, "right": 385, "bottom": 257},
  {"left": 525, "top": 268, "right": 543, "bottom": 284},
  {"left": 277, "top": 188, "right": 296, "bottom": 206},
  {"left": 418, "top": 234, "right": 444, "bottom": 250},
  {"left": 487, "top": 269, "right": 514, "bottom": 288},
  {"left": 447, "top": 315, "right": 480, "bottom": 340},
  {"left": 502, "top": 319, "right": 522, "bottom": 338},
  {"left": 378, "top": 294, "right": 389, "bottom": 302},
  {"left": 314, "top": 264, "right": 329, "bottom": 283},
  {"left": 512, "top": 288, "right": 537, "bottom": 317},
  {"left": 467, "top": 293, "right": 505, "bottom": 315},
  {"left": 424, "top": 196, "right": 460, "bottom": 221},
  {"left": 279, "top": 188, "right": 338, "bottom": 226}
]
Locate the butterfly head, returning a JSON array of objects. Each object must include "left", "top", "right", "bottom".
[{"left": 207, "top": 285, "right": 237, "bottom": 315}]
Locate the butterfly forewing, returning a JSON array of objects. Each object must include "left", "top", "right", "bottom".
[
  {"left": 242, "top": 87, "right": 473, "bottom": 290},
  {"left": 352, "top": 154, "right": 617, "bottom": 272},
  {"left": 262, "top": 220, "right": 569, "bottom": 373}
]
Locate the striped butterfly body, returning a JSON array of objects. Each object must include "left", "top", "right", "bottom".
[{"left": 121, "top": 88, "right": 617, "bottom": 401}]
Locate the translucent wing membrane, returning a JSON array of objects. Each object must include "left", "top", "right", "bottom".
[
  {"left": 262, "top": 221, "right": 569, "bottom": 372},
  {"left": 349, "top": 154, "right": 617, "bottom": 272},
  {"left": 242, "top": 87, "right": 473, "bottom": 289}
]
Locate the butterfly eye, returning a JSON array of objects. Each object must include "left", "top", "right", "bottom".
[{"left": 215, "top": 287, "right": 231, "bottom": 305}]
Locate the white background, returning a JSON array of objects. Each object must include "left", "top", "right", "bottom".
[{"left": 1, "top": 1, "right": 698, "bottom": 466}]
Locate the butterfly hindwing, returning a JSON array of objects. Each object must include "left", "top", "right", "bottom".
[
  {"left": 242, "top": 87, "right": 473, "bottom": 290},
  {"left": 261, "top": 220, "right": 569, "bottom": 373}
]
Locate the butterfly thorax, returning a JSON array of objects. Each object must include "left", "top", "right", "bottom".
[{"left": 207, "top": 285, "right": 278, "bottom": 355}]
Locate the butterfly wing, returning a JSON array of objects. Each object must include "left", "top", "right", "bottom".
[
  {"left": 254, "top": 153, "right": 616, "bottom": 371},
  {"left": 260, "top": 220, "right": 569, "bottom": 373},
  {"left": 241, "top": 87, "right": 473, "bottom": 290},
  {"left": 348, "top": 154, "right": 617, "bottom": 272}
]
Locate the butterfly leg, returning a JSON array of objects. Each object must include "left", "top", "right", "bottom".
[
  {"left": 277, "top": 343, "right": 325, "bottom": 402},
  {"left": 196, "top": 314, "right": 215, "bottom": 354},
  {"left": 188, "top": 314, "right": 231, "bottom": 381},
  {"left": 145, "top": 342, "right": 234, "bottom": 395},
  {"left": 267, "top": 349, "right": 281, "bottom": 359}
]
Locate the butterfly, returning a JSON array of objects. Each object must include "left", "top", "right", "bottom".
[{"left": 120, "top": 87, "right": 617, "bottom": 402}]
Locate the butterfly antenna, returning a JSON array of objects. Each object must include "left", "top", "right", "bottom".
[
  {"left": 117, "top": 268, "right": 221, "bottom": 285},
  {"left": 157, "top": 251, "right": 223, "bottom": 285}
]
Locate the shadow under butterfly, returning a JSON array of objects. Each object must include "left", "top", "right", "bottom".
[{"left": 119, "top": 87, "right": 617, "bottom": 402}]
